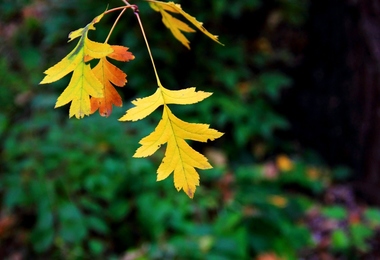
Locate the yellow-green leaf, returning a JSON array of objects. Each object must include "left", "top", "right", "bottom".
[
  {"left": 68, "top": 12, "right": 105, "bottom": 41},
  {"left": 55, "top": 63, "right": 104, "bottom": 118},
  {"left": 148, "top": 0, "right": 223, "bottom": 49},
  {"left": 40, "top": 38, "right": 112, "bottom": 84},
  {"left": 40, "top": 11, "right": 113, "bottom": 118}
]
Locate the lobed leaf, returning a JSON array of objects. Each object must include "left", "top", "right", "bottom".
[
  {"left": 90, "top": 45, "right": 135, "bottom": 117},
  {"left": 120, "top": 84, "right": 223, "bottom": 198},
  {"left": 55, "top": 63, "right": 104, "bottom": 118},
  {"left": 40, "top": 38, "right": 113, "bottom": 84},
  {"left": 119, "top": 88, "right": 164, "bottom": 121},
  {"left": 161, "top": 87, "right": 212, "bottom": 105},
  {"left": 148, "top": 0, "right": 223, "bottom": 49},
  {"left": 134, "top": 105, "right": 223, "bottom": 198},
  {"left": 119, "top": 86, "right": 211, "bottom": 121}
]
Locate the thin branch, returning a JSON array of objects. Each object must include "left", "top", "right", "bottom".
[
  {"left": 121, "top": 0, "right": 131, "bottom": 6},
  {"left": 134, "top": 12, "right": 162, "bottom": 87},
  {"left": 104, "top": 6, "right": 131, "bottom": 15},
  {"left": 105, "top": 7, "right": 127, "bottom": 43},
  {"left": 120, "top": 0, "right": 160, "bottom": 86}
]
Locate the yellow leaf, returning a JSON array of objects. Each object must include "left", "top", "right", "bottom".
[
  {"left": 119, "top": 85, "right": 211, "bottom": 121},
  {"left": 134, "top": 105, "right": 223, "bottom": 198},
  {"left": 39, "top": 46, "right": 83, "bottom": 85},
  {"left": 68, "top": 12, "right": 105, "bottom": 41},
  {"left": 120, "top": 88, "right": 164, "bottom": 121},
  {"left": 161, "top": 86, "right": 212, "bottom": 104},
  {"left": 120, "top": 84, "right": 223, "bottom": 198},
  {"left": 40, "top": 11, "right": 114, "bottom": 118},
  {"left": 40, "top": 38, "right": 112, "bottom": 84},
  {"left": 148, "top": 1, "right": 223, "bottom": 49}
]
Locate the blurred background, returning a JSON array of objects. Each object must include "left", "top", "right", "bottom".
[{"left": 1, "top": 0, "right": 380, "bottom": 259}]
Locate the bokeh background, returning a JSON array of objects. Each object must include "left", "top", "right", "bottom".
[{"left": 1, "top": 0, "right": 380, "bottom": 259}]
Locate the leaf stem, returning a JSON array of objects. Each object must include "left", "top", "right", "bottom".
[
  {"left": 121, "top": 0, "right": 131, "bottom": 6},
  {"left": 134, "top": 11, "right": 162, "bottom": 87},
  {"left": 118, "top": 0, "right": 161, "bottom": 86},
  {"left": 105, "top": 7, "right": 127, "bottom": 43},
  {"left": 104, "top": 6, "right": 131, "bottom": 15}
]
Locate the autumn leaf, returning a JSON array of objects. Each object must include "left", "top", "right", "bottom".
[
  {"left": 136, "top": 105, "right": 222, "bottom": 198},
  {"left": 119, "top": 86, "right": 212, "bottom": 121},
  {"left": 119, "top": 84, "right": 223, "bottom": 198},
  {"left": 90, "top": 45, "right": 135, "bottom": 117},
  {"left": 148, "top": 0, "right": 223, "bottom": 49},
  {"left": 40, "top": 12, "right": 114, "bottom": 118}
]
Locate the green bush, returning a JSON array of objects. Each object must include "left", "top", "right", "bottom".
[{"left": 0, "top": 100, "right": 327, "bottom": 258}]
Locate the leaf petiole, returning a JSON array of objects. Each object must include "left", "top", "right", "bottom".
[
  {"left": 104, "top": 7, "right": 127, "bottom": 43},
  {"left": 104, "top": 6, "right": 131, "bottom": 15},
  {"left": 133, "top": 10, "right": 162, "bottom": 88}
]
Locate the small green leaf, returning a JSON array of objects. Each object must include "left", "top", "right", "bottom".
[
  {"left": 58, "top": 203, "right": 87, "bottom": 243},
  {"left": 88, "top": 239, "right": 105, "bottom": 255},
  {"left": 87, "top": 215, "right": 109, "bottom": 234},
  {"left": 331, "top": 229, "right": 350, "bottom": 250},
  {"left": 108, "top": 200, "right": 130, "bottom": 221},
  {"left": 364, "top": 208, "right": 380, "bottom": 227},
  {"left": 321, "top": 206, "right": 347, "bottom": 220},
  {"left": 31, "top": 228, "right": 54, "bottom": 252},
  {"left": 350, "top": 223, "right": 373, "bottom": 252}
]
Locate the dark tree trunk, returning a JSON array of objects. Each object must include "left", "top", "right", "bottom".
[
  {"left": 282, "top": 0, "right": 380, "bottom": 203},
  {"left": 351, "top": 0, "right": 380, "bottom": 203}
]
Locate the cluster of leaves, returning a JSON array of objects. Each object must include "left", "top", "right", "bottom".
[
  {"left": 40, "top": 12, "right": 134, "bottom": 118},
  {"left": 39, "top": 1, "right": 225, "bottom": 198}
]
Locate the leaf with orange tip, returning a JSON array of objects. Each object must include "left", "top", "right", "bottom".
[
  {"left": 90, "top": 45, "right": 135, "bottom": 117},
  {"left": 40, "top": 11, "right": 114, "bottom": 118},
  {"left": 108, "top": 45, "right": 135, "bottom": 61}
]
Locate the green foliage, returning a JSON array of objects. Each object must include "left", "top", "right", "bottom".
[
  {"left": 322, "top": 206, "right": 348, "bottom": 220},
  {"left": 0, "top": 103, "right": 342, "bottom": 258},
  {"left": 3, "top": 104, "right": 130, "bottom": 254},
  {"left": 324, "top": 207, "right": 380, "bottom": 255}
]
